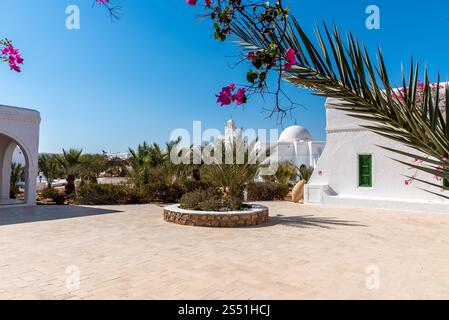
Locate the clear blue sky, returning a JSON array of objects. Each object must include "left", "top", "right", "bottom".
[{"left": 1, "top": 0, "right": 449, "bottom": 153}]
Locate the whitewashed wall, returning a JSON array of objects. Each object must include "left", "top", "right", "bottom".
[
  {"left": 305, "top": 98, "right": 449, "bottom": 213},
  {"left": 0, "top": 105, "right": 40, "bottom": 207}
]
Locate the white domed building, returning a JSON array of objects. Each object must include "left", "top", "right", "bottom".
[
  {"left": 276, "top": 125, "right": 325, "bottom": 168},
  {"left": 221, "top": 119, "right": 325, "bottom": 169}
]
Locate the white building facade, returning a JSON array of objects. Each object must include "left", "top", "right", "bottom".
[
  {"left": 223, "top": 119, "right": 325, "bottom": 169},
  {"left": 276, "top": 125, "right": 325, "bottom": 168},
  {"left": 0, "top": 105, "right": 40, "bottom": 207},
  {"left": 304, "top": 98, "right": 449, "bottom": 213}
]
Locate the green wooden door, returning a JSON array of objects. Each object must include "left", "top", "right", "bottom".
[
  {"left": 444, "top": 178, "right": 449, "bottom": 188},
  {"left": 358, "top": 155, "right": 372, "bottom": 187}
]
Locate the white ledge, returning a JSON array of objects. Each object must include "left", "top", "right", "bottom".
[{"left": 164, "top": 204, "right": 268, "bottom": 215}]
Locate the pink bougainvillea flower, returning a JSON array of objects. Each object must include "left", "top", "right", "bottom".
[
  {"left": 205, "top": 0, "right": 213, "bottom": 6},
  {"left": 9, "top": 63, "right": 21, "bottom": 73},
  {"left": 186, "top": 0, "right": 198, "bottom": 5},
  {"left": 216, "top": 83, "right": 235, "bottom": 106},
  {"left": 247, "top": 51, "right": 256, "bottom": 62},
  {"left": 215, "top": 83, "right": 247, "bottom": 106},
  {"left": 232, "top": 88, "right": 247, "bottom": 105},
  {"left": 284, "top": 48, "right": 297, "bottom": 71},
  {"left": 216, "top": 90, "right": 233, "bottom": 106},
  {"left": 0, "top": 42, "right": 23, "bottom": 73}
]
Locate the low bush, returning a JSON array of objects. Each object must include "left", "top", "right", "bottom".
[
  {"left": 75, "top": 183, "right": 133, "bottom": 205},
  {"left": 180, "top": 189, "right": 243, "bottom": 211},
  {"left": 41, "top": 187, "right": 65, "bottom": 205},
  {"left": 135, "top": 183, "right": 185, "bottom": 203},
  {"left": 247, "top": 182, "right": 290, "bottom": 201},
  {"left": 182, "top": 180, "right": 215, "bottom": 193}
]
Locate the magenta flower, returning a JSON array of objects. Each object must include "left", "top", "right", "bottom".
[
  {"left": 0, "top": 42, "right": 24, "bottom": 73},
  {"left": 247, "top": 52, "right": 256, "bottom": 61},
  {"left": 216, "top": 83, "right": 235, "bottom": 106},
  {"left": 284, "top": 48, "right": 297, "bottom": 71},
  {"left": 215, "top": 83, "right": 247, "bottom": 106},
  {"left": 186, "top": 0, "right": 198, "bottom": 5},
  {"left": 233, "top": 88, "right": 247, "bottom": 105}
]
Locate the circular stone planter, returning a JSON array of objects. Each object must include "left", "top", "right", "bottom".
[{"left": 163, "top": 204, "right": 269, "bottom": 228}]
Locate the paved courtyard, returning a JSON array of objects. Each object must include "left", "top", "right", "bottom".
[{"left": 1, "top": 201, "right": 449, "bottom": 300}]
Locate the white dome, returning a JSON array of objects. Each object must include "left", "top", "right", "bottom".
[{"left": 279, "top": 125, "right": 312, "bottom": 142}]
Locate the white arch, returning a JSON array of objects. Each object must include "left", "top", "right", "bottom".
[
  {"left": 0, "top": 135, "right": 32, "bottom": 204},
  {"left": 0, "top": 105, "right": 40, "bottom": 207}
]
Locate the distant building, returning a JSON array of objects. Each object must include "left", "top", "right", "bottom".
[{"left": 222, "top": 118, "right": 325, "bottom": 169}]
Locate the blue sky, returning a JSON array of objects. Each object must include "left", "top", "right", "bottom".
[{"left": 1, "top": 0, "right": 449, "bottom": 153}]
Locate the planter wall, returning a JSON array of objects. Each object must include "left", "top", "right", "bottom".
[{"left": 163, "top": 204, "right": 269, "bottom": 227}]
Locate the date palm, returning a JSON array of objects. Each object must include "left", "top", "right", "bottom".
[
  {"left": 298, "top": 165, "right": 314, "bottom": 184},
  {"left": 10, "top": 162, "right": 24, "bottom": 199},
  {"left": 55, "top": 148, "right": 83, "bottom": 195},
  {"left": 201, "top": 132, "right": 274, "bottom": 199}
]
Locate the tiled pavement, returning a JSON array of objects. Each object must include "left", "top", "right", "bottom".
[{"left": 1, "top": 202, "right": 449, "bottom": 299}]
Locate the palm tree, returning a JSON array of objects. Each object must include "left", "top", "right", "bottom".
[
  {"left": 202, "top": 132, "right": 274, "bottom": 199},
  {"left": 298, "top": 165, "right": 314, "bottom": 184},
  {"left": 129, "top": 138, "right": 184, "bottom": 187},
  {"left": 128, "top": 142, "right": 155, "bottom": 187},
  {"left": 55, "top": 148, "right": 83, "bottom": 195},
  {"left": 231, "top": 16, "right": 449, "bottom": 197},
  {"left": 10, "top": 162, "right": 24, "bottom": 199},
  {"left": 264, "top": 161, "right": 296, "bottom": 185},
  {"left": 38, "top": 154, "right": 59, "bottom": 188},
  {"left": 79, "top": 154, "right": 108, "bottom": 184}
]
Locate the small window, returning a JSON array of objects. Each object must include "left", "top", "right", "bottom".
[
  {"left": 444, "top": 178, "right": 449, "bottom": 189},
  {"left": 358, "top": 155, "right": 372, "bottom": 187}
]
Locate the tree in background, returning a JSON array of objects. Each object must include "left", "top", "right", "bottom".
[
  {"left": 79, "top": 154, "right": 108, "bottom": 184},
  {"left": 263, "top": 161, "right": 297, "bottom": 186},
  {"left": 55, "top": 148, "right": 83, "bottom": 196},
  {"left": 10, "top": 163, "right": 24, "bottom": 199},
  {"left": 38, "top": 154, "right": 60, "bottom": 188},
  {"left": 298, "top": 165, "right": 314, "bottom": 184}
]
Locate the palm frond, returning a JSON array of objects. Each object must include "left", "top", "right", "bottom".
[{"left": 229, "top": 16, "right": 449, "bottom": 197}]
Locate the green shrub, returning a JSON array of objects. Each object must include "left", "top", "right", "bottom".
[
  {"left": 76, "top": 183, "right": 133, "bottom": 205},
  {"left": 180, "top": 189, "right": 218, "bottom": 210},
  {"left": 182, "top": 180, "right": 215, "bottom": 193},
  {"left": 180, "top": 189, "right": 243, "bottom": 211},
  {"left": 223, "top": 196, "right": 243, "bottom": 211},
  {"left": 41, "top": 187, "right": 65, "bottom": 205},
  {"left": 136, "top": 183, "right": 185, "bottom": 203},
  {"left": 247, "top": 182, "right": 290, "bottom": 201}
]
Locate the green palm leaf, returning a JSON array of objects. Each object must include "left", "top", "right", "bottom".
[{"left": 229, "top": 16, "right": 449, "bottom": 197}]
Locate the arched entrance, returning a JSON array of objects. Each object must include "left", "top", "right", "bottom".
[
  {"left": 0, "top": 105, "right": 40, "bottom": 207},
  {"left": 0, "top": 134, "right": 31, "bottom": 205}
]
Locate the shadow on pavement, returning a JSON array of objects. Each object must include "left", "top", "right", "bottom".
[
  {"left": 0, "top": 205, "right": 123, "bottom": 226},
  {"left": 266, "top": 214, "right": 367, "bottom": 229}
]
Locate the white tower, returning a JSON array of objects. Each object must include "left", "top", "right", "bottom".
[{"left": 224, "top": 118, "right": 237, "bottom": 140}]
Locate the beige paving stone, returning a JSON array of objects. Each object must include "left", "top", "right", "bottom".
[{"left": 1, "top": 202, "right": 449, "bottom": 299}]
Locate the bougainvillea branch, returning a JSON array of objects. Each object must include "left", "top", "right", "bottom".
[
  {"left": 94, "top": 0, "right": 122, "bottom": 20},
  {"left": 0, "top": 38, "right": 24, "bottom": 73},
  {"left": 187, "top": 0, "right": 298, "bottom": 122},
  {"left": 188, "top": 0, "right": 449, "bottom": 196}
]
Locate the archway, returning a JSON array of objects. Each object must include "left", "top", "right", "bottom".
[{"left": 0, "top": 133, "right": 31, "bottom": 206}]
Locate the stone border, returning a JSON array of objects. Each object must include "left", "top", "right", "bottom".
[{"left": 163, "top": 204, "right": 269, "bottom": 227}]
